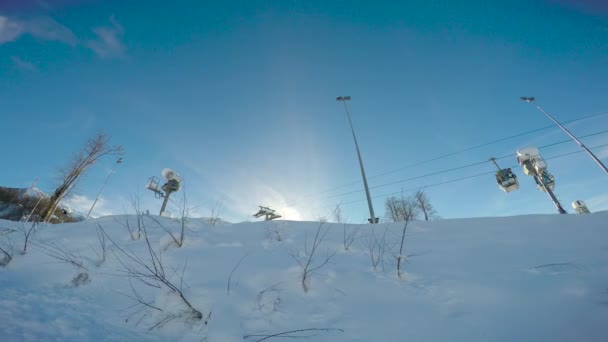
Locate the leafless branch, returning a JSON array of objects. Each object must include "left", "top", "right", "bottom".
[
  {"left": 363, "top": 227, "right": 389, "bottom": 271},
  {"left": 227, "top": 253, "right": 248, "bottom": 296},
  {"left": 243, "top": 328, "right": 344, "bottom": 341},
  {"left": 42, "top": 132, "right": 124, "bottom": 223},
  {"left": 0, "top": 236, "right": 14, "bottom": 267},
  {"left": 100, "top": 221, "right": 204, "bottom": 324},
  {"left": 291, "top": 221, "right": 335, "bottom": 293},
  {"left": 17, "top": 221, "right": 37, "bottom": 254},
  {"left": 342, "top": 224, "right": 359, "bottom": 251}
]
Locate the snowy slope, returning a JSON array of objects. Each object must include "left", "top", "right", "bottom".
[{"left": 1, "top": 212, "right": 607, "bottom": 341}]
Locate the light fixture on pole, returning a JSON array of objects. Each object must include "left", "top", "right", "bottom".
[
  {"left": 336, "top": 96, "right": 377, "bottom": 224},
  {"left": 86, "top": 157, "right": 123, "bottom": 219},
  {"left": 520, "top": 96, "right": 608, "bottom": 175}
]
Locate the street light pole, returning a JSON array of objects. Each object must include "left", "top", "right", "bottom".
[
  {"left": 336, "top": 96, "right": 377, "bottom": 223},
  {"left": 520, "top": 96, "right": 608, "bottom": 175},
  {"left": 86, "top": 157, "right": 123, "bottom": 219}
]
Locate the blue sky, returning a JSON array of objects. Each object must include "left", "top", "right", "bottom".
[{"left": 1, "top": 0, "right": 607, "bottom": 222}]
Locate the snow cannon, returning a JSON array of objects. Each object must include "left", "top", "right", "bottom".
[
  {"left": 146, "top": 168, "right": 183, "bottom": 216},
  {"left": 572, "top": 200, "right": 591, "bottom": 214},
  {"left": 162, "top": 168, "right": 183, "bottom": 183}
]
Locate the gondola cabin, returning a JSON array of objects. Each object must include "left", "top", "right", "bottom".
[{"left": 495, "top": 168, "right": 519, "bottom": 192}]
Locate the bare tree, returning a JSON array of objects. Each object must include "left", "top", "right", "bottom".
[
  {"left": 291, "top": 220, "right": 335, "bottom": 293},
  {"left": 209, "top": 200, "right": 224, "bottom": 226},
  {"left": 41, "top": 132, "right": 123, "bottom": 223},
  {"left": 333, "top": 203, "right": 344, "bottom": 223},
  {"left": 414, "top": 189, "right": 437, "bottom": 221},
  {"left": 385, "top": 194, "right": 419, "bottom": 223},
  {"left": 395, "top": 197, "right": 417, "bottom": 278}
]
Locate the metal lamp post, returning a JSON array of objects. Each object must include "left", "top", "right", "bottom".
[
  {"left": 86, "top": 157, "right": 123, "bottom": 219},
  {"left": 336, "top": 96, "right": 377, "bottom": 223},
  {"left": 520, "top": 96, "right": 608, "bottom": 175}
]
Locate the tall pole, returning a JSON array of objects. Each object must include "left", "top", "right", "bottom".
[
  {"left": 534, "top": 174, "right": 567, "bottom": 214},
  {"left": 521, "top": 97, "right": 608, "bottom": 175},
  {"left": 336, "top": 96, "right": 377, "bottom": 223},
  {"left": 86, "top": 158, "right": 122, "bottom": 219}
]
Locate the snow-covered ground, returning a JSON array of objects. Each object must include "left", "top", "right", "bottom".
[{"left": 1, "top": 212, "right": 608, "bottom": 341}]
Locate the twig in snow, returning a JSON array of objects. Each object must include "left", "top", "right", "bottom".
[{"left": 227, "top": 253, "right": 248, "bottom": 296}]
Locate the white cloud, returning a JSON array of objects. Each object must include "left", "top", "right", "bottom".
[
  {"left": 25, "top": 16, "right": 78, "bottom": 45},
  {"left": 64, "top": 194, "right": 114, "bottom": 218},
  {"left": 11, "top": 56, "right": 37, "bottom": 71},
  {"left": 0, "top": 16, "right": 23, "bottom": 44},
  {"left": 586, "top": 193, "right": 608, "bottom": 212},
  {"left": 85, "top": 15, "right": 126, "bottom": 59},
  {"left": 0, "top": 15, "right": 77, "bottom": 45}
]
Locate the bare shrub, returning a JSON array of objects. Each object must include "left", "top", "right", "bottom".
[
  {"left": 36, "top": 240, "right": 90, "bottom": 286},
  {"left": 363, "top": 226, "right": 389, "bottom": 271},
  {"left": 0, "top": 236, "right": 14, "bottom": 267},
  {"left": 100, "top": 223, "right": 204, "bottom": 327},
  {"left": 264, "top": 222, "right": 283, "bottom": 244},
  {"left": 209, "top": 200, "right": 224, "bottom": 226},
  {"left": 88, "top": 223, "right": 107, "bottom": 266},
  {"left": 291, "top": 220, "right": 335, "bottom": 293},
  {"left": 342, "top": 224, "right": 359, "bottom": 251},
  {"left": 255, "top": 283, "right": 282, "bottom": 313},
  {"left": 17, "top": 221, "right": 37, "bottom": 254}
]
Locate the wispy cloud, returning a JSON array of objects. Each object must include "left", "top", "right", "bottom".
[
  {"left": 64, "top": 194, "right": 113, "bottom": 218},
  {"left": 11, "top": 56, "right": 37, "bottom": 71},
  {"left": 86, "top": 15, "right": 126, "bottom": 59},
  {"left": 25, "top": 16, "right": 78, "bottom": 45},
  {"left": 0, "top": 16, "right": 23, "bottom": 44},
  {"left": 0, "top": 15, "right": 77, "bottom": 45}
]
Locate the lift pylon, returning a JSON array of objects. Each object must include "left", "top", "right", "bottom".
[
  {"left": 253, "top": 206, "right": 282, "bottom": 221},
  {"left": 516, "top": 147, "right": 567, "bottom": 214}
]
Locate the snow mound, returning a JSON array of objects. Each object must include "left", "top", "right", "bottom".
[{"left": 1, "top": 212, "right": 607, "bottom": 341}]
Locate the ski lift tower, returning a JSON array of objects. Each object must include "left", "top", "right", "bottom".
[
  {"left": 253, "top": 206, "right": 282, "bottom": 221},
  {"left": 146, "top": 168, "right": 183, "bottom": 216},
  {"left": 516, "top": 147, "right": 567, "bottom": 214},
  {"left": 520, "top": 97, "right": 608, "bottom": 176}
]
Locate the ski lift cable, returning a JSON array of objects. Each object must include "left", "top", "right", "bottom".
[
  {"left": 276, "top": 111, "right": 608, "bottom": 209},
  {"left": 279, "top": 129, "right": 608, "bottom": 209},
  {"left": 315, "top": 142, "right": 608, "bottom": 210}
]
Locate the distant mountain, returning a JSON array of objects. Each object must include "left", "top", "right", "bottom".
[{"left": 0, "top": 186, "right": 80, "bottom": 223}]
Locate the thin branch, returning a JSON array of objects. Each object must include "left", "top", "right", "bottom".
[
  {"left": 243, "top": 328, "right": 344, "bottom": 341},
  {"left": 227, "top": 253, "right": 248, "bottom": 296}
]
